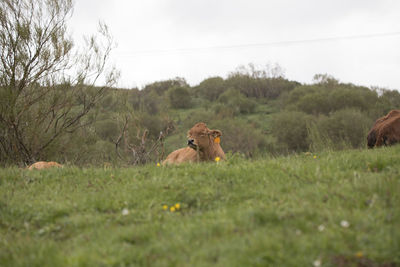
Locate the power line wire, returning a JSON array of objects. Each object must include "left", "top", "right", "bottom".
[{"left": 126, "top": 31, "right": 400, "bottom": 55}]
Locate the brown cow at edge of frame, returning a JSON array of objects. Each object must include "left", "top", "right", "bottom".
[
  {"left": 367, "top": 109, "right": 400, "bottom": 148},
  {"left": 163, "top": 122, "right": 226, "bottom": 165},
  {"left": 27, "top": 161, "right": 63, "bottom": 170}
]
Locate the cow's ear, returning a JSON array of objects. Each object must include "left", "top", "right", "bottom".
[{"left": 210, "top": 130, "right": 222, "bottom": 138}]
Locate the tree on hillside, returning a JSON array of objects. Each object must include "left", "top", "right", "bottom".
[
  {"left": 225, "top": 63, "right": 297, "bottom": 99},
  {"left": 0, "top": 0, "right": 119, "bottom": 165},
  {"left": 142, "top": 77, "right": 188, "bottom": 96},
  {"left": 195, "top": 76, "right": 226, "bottom": 101},
  {"left": 167, "top": 86, "right": 191, "bottom": 109},
  {"left": 312, "top": 73, "right": 339, "bottom": 87}
]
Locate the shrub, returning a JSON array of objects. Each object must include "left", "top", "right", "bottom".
[
  {"left": 309, "top": 109, "right": 373, "bottom": 151},
  {"left": 195, "top": 77, "right": 226, "bottom": 101},
  {"left": 270, "top": 111, "right": 314, "bottom": 151},
  {"left": 96, "top": 119, "right": 120, "bottom": 141},
  {"left": 142, "top": 77, "right": 188, "bottom": 96},
  {"left": 286, "top": 84, "right": 379, "bottom": 115},
  {"left": 142, "top": 91, "right": 163, "bottom": 114},
  {"left": 181, "top": 109, "right": 215, "bottom": 130},
  {"left": 167, "top": 86, "right": 192, "bottom": 109},
  {"left": 212, "top": 119, "right": 268, "bottom": 157},
  {"left": 216, "top": 89, "right": 257, "bottom": 116}
]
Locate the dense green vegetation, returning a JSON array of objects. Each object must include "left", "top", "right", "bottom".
[
  {"left": 5, "top": 66, "right": 396, "bottom": 166},
  {"left": 1, "top": 146, "right": 399, "bottom": 266}
]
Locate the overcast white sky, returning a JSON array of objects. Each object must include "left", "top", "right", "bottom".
[{"left": 69, "top": 0, "right": 400, "bottom": 90}]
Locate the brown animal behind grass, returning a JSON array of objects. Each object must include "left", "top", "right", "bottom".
[
  {"left": 375, "top": 116, "right": 400, "bottom": 147},
  {"left": 367, "top": 110, "right": 400, "bottom": 148},
  {"left": 163, "top": 122, "right": 225, "bottom": 165},
  {"left": 27, "top": 161, "right": 63, "bottom": 170}
]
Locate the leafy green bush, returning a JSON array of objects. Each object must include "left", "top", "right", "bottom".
[
  {"left": 142, "top": 91, "right": 163, "bottom": 114},
  {"left": 138, "top": 113, "right": 170, "bottom": 139},
  {"left": 286, "top": 84, "right": 379, "bottom": 115},
  {"left": 96, "top": 119, "right": 120, "bottom": 141},
  {"left": 212, "top": 119, "right": 268, "bottom": 157},
  {"left": 167, "top": 86, "right": 192, "bottom": 109},
  {"left": 142, "top": 77, "right": 188, "bottom": 96},
  {"left": 270, "top": 111, "right": 314, "bottom": 151},
  {"left": 195, "top": 76, "right": 226, "bottom": 101},
  {"left": 308, "top": 109, "right": 373, "bottom": 151},
  {"left": 215, "top": 89, "right": 257, "bottom": 116},
  {"left": 181, "top": 109, "right": 215, "bottom": 130},
  {"left": 375, "top": 89, "right": 400, "bottom": 116}
]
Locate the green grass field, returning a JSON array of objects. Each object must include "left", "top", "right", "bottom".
[{"left": 1, "top": 147, "right": 399, "bottom": 266}]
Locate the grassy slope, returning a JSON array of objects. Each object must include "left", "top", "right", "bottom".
[{"left": 1, "top": 146, "right": 399, "bottom": 266}]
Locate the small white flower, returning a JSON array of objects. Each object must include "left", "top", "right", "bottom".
[
  {"left": 313, "top": 259, "right": 321, "bottom": 267},
  {"left": 340, "top": 220, "right": 350, "bottom": 228},
  {"left": 122, "top": 208, "right": 129, "bottom": 216},
  {"left": 318, "top": 224, "right": 325, "bottom": 232}
]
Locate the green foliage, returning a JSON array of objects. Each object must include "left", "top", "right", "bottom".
[
  {"left": 141, "top": 90, "right": 163, "bottom": 114},
  {"left": 180, "top": 109, "right": 216, "bottom": 130},
  {"left": 1, "top": 147, "right": 400, "bottom": 266},
  {"left": 310, "top": 109, "right": 373, "bottom": 150},
  {"left": 225, "top": 64, "right": 298, "bottom": 99},
  {"left": 167, "top": 86, "right": 192, "bottom": 109},
  {"left": 313, "top": 73, "right": 340, "bottom": 87},
  {"left": 375, "top": 89, "right": 400, "bottom": 115},
  {"left": 270, "top": 111, "right": 314, "bottom": 151},
  {"left": 195, "top": 76, "right": 226, "bottom": 101},
  {"left": 138, "top": 113, "right": 172, "bottom": 139},
  {"left": 212, "top": 118, "right": 269, "bottom": 157},
  {"left": 215, "top": 88, "right": 257, "bottom": 116},
  {"left": 95, "top": 119, "right": 120, "bottom": 141},
  {"left": 142, "top": 77, "right": 188, "bottom": 96},
  {"left": 287, "top": 84, "right": 378, "bottom": 116}
]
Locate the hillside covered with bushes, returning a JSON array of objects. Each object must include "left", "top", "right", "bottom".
[{"left": 2, "top": 64, "right": 400, "bottom": 166}]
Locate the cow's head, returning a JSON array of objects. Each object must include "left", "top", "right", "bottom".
[
  {"left": 367, "top": 129, "right": 376, "bottom": 149},
  {"left": 187, "top": 122, "right": 222, "bottom": 151}
]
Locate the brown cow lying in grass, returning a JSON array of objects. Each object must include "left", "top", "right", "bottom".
[
  {"left": 163, "top": 122, "right": 226, "bottom": 165},
  {"left": 27, "top": 161, "right": 63, "bottom": 170},
  {"left": 367, "top": 109, "right": 400, "bottom": 148}
]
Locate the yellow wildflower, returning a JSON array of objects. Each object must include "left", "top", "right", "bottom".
[
  {"left": 157, "top": 162, "right": 161, "bottom": 167},
  {"left": 313, "top": 155, "right": 317, "bottom": 159},
  {"left": 215, "top": 157, "right": 220, "bottom": 162},
  {"left": 355, "top": 251, "right": 363, "bottom": 258},
  {"left": 170, "top": 206, "right": 176, "bottom": 212},
  {"left": 175, "top": 203, "right": 180, "bottom": 210},
  {"left": 162, "top": 205, "right": 168, "bottom": 210}
]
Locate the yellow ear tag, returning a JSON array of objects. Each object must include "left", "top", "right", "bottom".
[{"left": 214, "top": 137, "right": 220, "bottom": 144}]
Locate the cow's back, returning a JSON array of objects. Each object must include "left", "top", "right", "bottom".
[
  {"left": 28, "top": 161, "right": 63, "bottom": 170},
  {"left": 368, "top": 110, "right": 400, "bottom": 148},
  {"left": 162, "top": 147, "right": 198, "bottom": 165},
  {"left": 375, "top": 115, "right": 400, "bottom": 146}
]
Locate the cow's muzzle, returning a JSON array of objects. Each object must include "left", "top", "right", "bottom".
[{"left": 187, "top": 139, "right": 197, "bottom": 149}]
